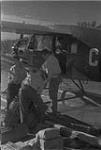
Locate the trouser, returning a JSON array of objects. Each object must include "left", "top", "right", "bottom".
[
  {"left": 19, "top": 85, "right": 47, "bottom": 126},
  {"left": 7, "top": 81, "right": 21, "bottom": 110},
  {"left": 49, "top": 76, "right": 61, "bottom": 113}
]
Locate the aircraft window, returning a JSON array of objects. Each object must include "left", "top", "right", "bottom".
[
  {"left": 34, "top": 35, "right": 53, "bottom": 51},
  {"left": 55, "top": 36, "right": 70, "bottom": 53},
  {"left": 17, "top": 37, "right": 29, "bottom": 49}
]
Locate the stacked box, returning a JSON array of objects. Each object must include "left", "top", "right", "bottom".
[
  {"left": 36, "top": 128, "right": 63, "bottom": 150},
  {"left": 39, "top": 136, "right": 63, "bottom": 150}
]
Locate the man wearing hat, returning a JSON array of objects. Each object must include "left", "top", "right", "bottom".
[{"left": 41, "top": 49, "right": 62, "bottom": 115}]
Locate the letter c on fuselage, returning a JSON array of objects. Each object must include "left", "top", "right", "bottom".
[{"left": 89, "top": 48, "right": 99, "bottom": 66}]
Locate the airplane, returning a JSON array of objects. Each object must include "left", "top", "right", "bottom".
[
  {"left": 1, "top": 21, "right": 101, "bottom": 116},
  {"left": 1, "top": 21, "right": 101, "bottom": 109},
  {"left": 1, "top": 21, "right": 101, "bottom": 148},
  {"left": 1, "top": 21, "right": 101, "bottom": 104},
  {"left": 2, "top": 21, "right": 101, "bottom": 80}
]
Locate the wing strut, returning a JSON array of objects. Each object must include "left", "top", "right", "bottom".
[{"left": 71, "top": 79, "right": 101, "bottom": 108}]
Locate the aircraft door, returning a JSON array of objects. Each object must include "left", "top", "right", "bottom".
[{"left": 55, "top": 35, "right": 70, "bottom": 74}]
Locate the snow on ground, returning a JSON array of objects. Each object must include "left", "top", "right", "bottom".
[{"left": 1, "top": 67, "right": 101, "bottom": 128}]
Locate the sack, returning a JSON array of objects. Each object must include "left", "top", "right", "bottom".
[
  {"left": 36, "top": 128, "right": 60, "bottom": 140},
  {"left": 39, "top": 136, "right": 63, "bottom": 150}
]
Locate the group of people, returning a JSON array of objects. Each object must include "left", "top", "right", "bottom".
[{"left": 6, "top": 49, "right": 62, "bottom": 129}]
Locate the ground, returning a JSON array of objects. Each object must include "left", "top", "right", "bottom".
[{"left": 1, "top": 55, "right": 101, "bottom": 128}]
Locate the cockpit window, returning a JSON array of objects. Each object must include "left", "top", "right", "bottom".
[
  {"left": 56, "top": 36, "right": 69, "bottom": 50},
  {"left": 17, "top": 37, "right": 29, "bottom": 49},
  {"left": 34, "top": 35, "right": 53, "bottom": 51}
]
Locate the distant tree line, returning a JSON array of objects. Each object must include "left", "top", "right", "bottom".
[{"left": 77, "top": 21, "right": 97, "bottom": 28}]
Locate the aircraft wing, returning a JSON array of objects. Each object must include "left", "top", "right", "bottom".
[
  {"left": 1, "top": 21, "right": 54, "bottom": 34},
  {"left": 1, "top": 21, "right": 101, "bottom": 50},
  {"left": 52, "top": 25, "right": 101, "bottom": 50}
]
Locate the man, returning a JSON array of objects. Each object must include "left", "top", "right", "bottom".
[
  {"left": 19, "top": 65, "right": 47, "bottom": 129},
  {"left": 7, "top": 56, "right": 27, "bottom": 110},
  {"left": 41, "top": 49, "right": 61, "bottom": 114}
]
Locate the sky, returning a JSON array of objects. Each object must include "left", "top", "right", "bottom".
[{"left": 1, "top": 1, "right": 101, "bottom": 40}]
